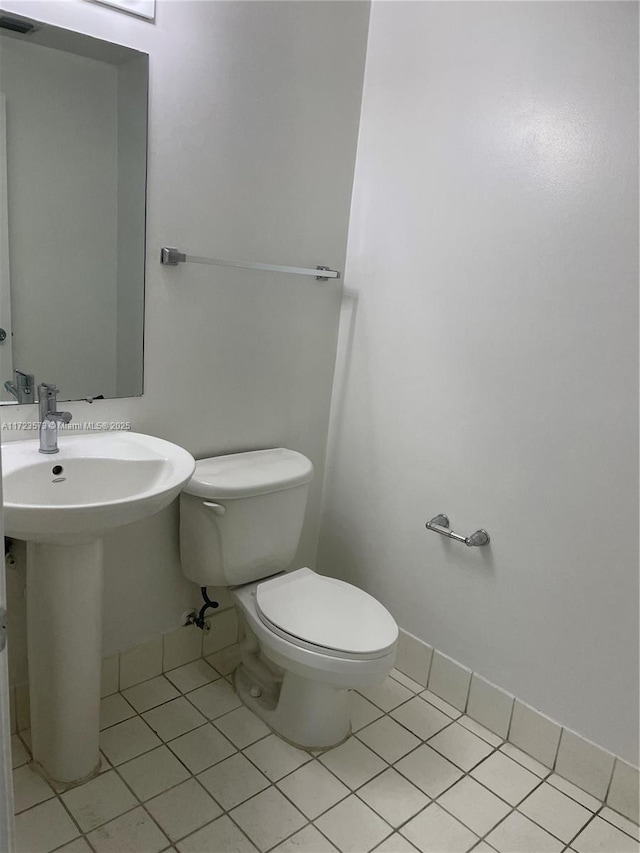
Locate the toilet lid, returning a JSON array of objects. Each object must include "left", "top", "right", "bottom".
[{"left": 255, "top": 568, "right": 398, "bottom": 657}]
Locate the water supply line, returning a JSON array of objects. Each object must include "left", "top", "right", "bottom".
[{"left": 184, "top": 587, "right": 219, "bottom": 631}]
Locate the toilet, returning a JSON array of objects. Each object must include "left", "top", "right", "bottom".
[{"left": 179, "top": 447, "right": 398, "bottom": 749}]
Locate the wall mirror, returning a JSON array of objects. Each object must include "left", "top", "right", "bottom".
[{"left": 0, "top": 13, "right": 148, "bottom": 405}]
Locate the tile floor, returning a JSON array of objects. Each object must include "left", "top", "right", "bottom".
[{"left": 10, "top": 658, "right": 640, "bottom": 853}]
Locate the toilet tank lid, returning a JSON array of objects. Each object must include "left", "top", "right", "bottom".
[{"left": 183, "top": 448, "right": 314, "bottom": 499}]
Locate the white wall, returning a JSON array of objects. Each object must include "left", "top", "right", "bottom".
[
  {"left": 318, "top": 1, "right": 638, "bottom": 764},
  {"left": 0, "top": 35, "right": 119, "bottom": 400},
  {"left": 2, "top": 1, "right": 369, "bottom": 678}
]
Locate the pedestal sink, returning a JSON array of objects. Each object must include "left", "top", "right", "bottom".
[{"left": 2, "top": 432, "right": 195, "bottom": 784}]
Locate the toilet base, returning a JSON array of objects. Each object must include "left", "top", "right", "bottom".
[{"left": 235, "top": 663, "right": 351, "bottom": 750}]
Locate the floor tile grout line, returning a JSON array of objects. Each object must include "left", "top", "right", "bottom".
[
  {"left": 435, "top": 774, "right": 550, "bottom": 852},
  {"left": 63, "top": 797, "right": 145, "bottom": 847},
  {"left": 457, "top": 716, "right": 505, "bottom": 749},
  {"left": 318, "top": 748, "right": 403, "bottom": 797},
  {"left": 396, "top": 761, "right": 522, "bottom": 843},
  {"left": 98, "top": 710, "right": 138, "bottom": 733},
  {"left": 474, "top": 779, "right": 615, "bottom": 853},
  {"left": 236, "top": 751, "right": 350, "bottom": 826},
  {"left": 102, "top": 679, "right": 245, "bottom": 765},
  {"left": 598, "top": 808, "right": 640, "bottom": 840},
  {"left": 113, "top": 742, "right": 239, "bottom": 849},
  {"left": 435, "top": 789, "right": 519, "bottom": 843},
  {"left": 106, "top": 747, "right": 178, "bottom": 849},
  {"left": 499, "top": 743, "right": 551, "bottom": 778},
  {"left": 176, "top": 672, "right": 251, "bottom": 732},
  {"left": 424, "top": 730, "right": 498, "bottom": 772},
  {"left": 502, "top": 754, "right": 625, "bottom": 819},
  {"left": 140, "top": 798, "right": 193, "bottom": 852},
  {"left": 120, "top": 664, "right": 225, "bottom": 714},
  {"left": 145, "top": 703, "right": 355, "bottom": 852},
  {"left": 13, "top": 758, "right": 620, "bottom": 853},
  {"left": 118, "top": 668, "right": 191, "bottom": 697},
  {"left": 304, "top": 758, "right": 402, "bottom": 838},
  {"left": 352, "top": 707, "right": 457, "bottom": 760},
  {"left": 364, "top": 686, "right": 474, "bottom": 734},
  {"left": 11, "top": 780, "right": 56, "bottom": 817},
  {"left": 468, "top": 763, "right": 553, "bottom": 810},
  {"left": 146, "top": 774, "right": 224, "bottom": 846},
  {"left": 105, "top": 704, "right": 241, "bottom": 837},
  {"left": 44, "top": 780, "right": 634, "bottom": 850},
  {"left": 218, "top": 700, "right": 419, "bottom": 846},
  {"left": 349, "top": 776, "right": 431, "bottom": 839},
  {"left": 201, "top": 728, "right": 603, "bottom": 849},
  {"left": 138, "top": 696, "right": 208, "bottom": 733},
  {"left": 304, "top": 812, "right": 350, "bottom": 852},
  {"left": 210, "top": 708, "right": 267, "bottom": 746},
  {"left": 299, "top": 700, "right": 539, "bottom": 820},
  {"left": 123, "top": 755, "right": 220, "bottom": 817},
  {"left": 26, "top": 686, "right": 412, "bottom": 846},
  {"left": 516, "top": 791, "right": 608, "bottom": 847},
  {"left": 223, "top": 805, "right": 282, "bottom": 853},
  {"left": 11, "top": 780, "right": 88, "bottom": 849},
  {"left": 390, "top": 669, "right": 608, "bottom": 812},
  {"left": 387, "top": 703, "right": 466, "bottom": 741},
  {"left": 558, "top": 804, "right": 605, "bottom": 851},
  {"left": 167, "top": 719, "right": 240, "bottom": 765},
  {"left": 55, "top": 786, "right": 96, "bottom": 847},
  {"left": 420, "top": 685, "right": 627, "bottom": 827},
  {"left": 48, "top": 728, "right": 171, "bottom": 844},
  {"left": 196, "top": 757, "right": 319, "bottom": 853},
  {"left": 354, "top": 710, "right": 501, "bottom": 788},
  {"left": 56, "top": 749, "right": 122, "bottom": 848},
  {"left": 442, "top": 771, "right": 582, "bottom": 850},
  {"left": 390, "top": 742, "right": 548, "bottom": 830},
  {"left": 544, "top": 775, "right": 604, "bottom": 810},
  {"left": 389, "top": 669, "right": 427, "bottom": 692},
  {"left": 11, "top": 704, "right": 589, "bottom": 846},
  {"left": 504, "top": 688, "right": 517, "bottom": 745},
  {"left": 13, "top": 668, "right": 634, "bottom": 853},
  {"left": 252, "top": 813, "right": 317, "bottom": 853},
  {"left": 100, "top": 736, "right": 167, "bottom": 771}
]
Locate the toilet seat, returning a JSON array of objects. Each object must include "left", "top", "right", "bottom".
[{"left": 255, "top": 568, "right": 398, "bottom": 660}]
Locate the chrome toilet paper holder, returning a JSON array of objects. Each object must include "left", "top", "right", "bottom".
[{"left": 425, "top": 514, "right": 490, "bottom": 547}]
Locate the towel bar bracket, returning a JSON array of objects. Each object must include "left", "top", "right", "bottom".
[{"left": 161, "top": 247, "right": 186, "bottom": 265}]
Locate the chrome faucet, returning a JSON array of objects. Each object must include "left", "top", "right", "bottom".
[
  {"left": 4, "top": 369, "right": 35, "bottom": 404},
  {"left": 38, "top": 383, "right": 72, "bottom": 454}
]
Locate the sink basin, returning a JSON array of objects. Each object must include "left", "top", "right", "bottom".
[
  {"left": 1, "top": 431, "right": 196, "bottom": 785},
  {"left": 3, "top": 431, "right": 195, "bottom": 543}
]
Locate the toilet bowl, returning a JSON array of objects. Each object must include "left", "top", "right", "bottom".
[
  {"left": 231, "top": 568, "right": 397, "bottom": 747},
  {"left": 179, "top": 448, "right": 398, "bottom": 748}
]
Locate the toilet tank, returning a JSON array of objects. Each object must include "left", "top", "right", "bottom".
[{"left": 180, "top": 448, "right": 314, "bottom": 587}]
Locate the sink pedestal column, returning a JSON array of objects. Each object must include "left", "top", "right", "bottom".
[{"left": 27, "top": 539, "right": 104, "bottom": 784}]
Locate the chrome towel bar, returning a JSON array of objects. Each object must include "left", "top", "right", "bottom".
[
  {"left": 425, "top": 514, "right": 490, "bottom": 547},
  {"left": 160, "top": 247, "right": 340, "bottom": 281}
]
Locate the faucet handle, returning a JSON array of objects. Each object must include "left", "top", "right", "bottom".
[
  {"left": 38, "top": 382, "right": 60, "bottom": 420},
  {"left": 15, "top": 369, "right": 34, "bottom": 385},
  {"left": 38, "top": 382, "right": 58, "bottom": 398},
  {"left": 46, "top": 411, "right": 72, "bottom": 424},
  {"left": 4, "top": 370, "right": 35, "bottom": 404}
]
